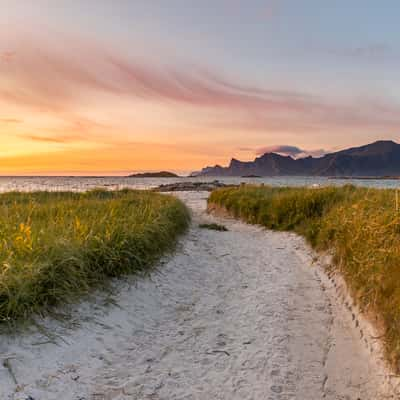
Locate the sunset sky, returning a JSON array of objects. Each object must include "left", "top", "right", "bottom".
[{"left": 1, "top": 0, "right": 400, "bottom": 175}]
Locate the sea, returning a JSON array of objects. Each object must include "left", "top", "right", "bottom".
[{"left": 0, "top": 176, "right": 399, "bottom": 193}]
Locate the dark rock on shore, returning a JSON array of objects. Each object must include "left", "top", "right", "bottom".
[{"left": 154, "top": 180, "right": 233, "bottom": 192}]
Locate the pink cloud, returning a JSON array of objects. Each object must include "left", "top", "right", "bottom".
[
  {"left": 2, "top": 32, "right": 400, "bottom": 137},
  {"left": 108, "top": 57, "right": 315, "bottom": 113}
]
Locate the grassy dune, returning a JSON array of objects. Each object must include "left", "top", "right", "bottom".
[
  {"left": 209, "top": 185, "right": 400, "bottom": 370},
  {"left": 0, "top": 189, "right": 190, "bottom": 322}
]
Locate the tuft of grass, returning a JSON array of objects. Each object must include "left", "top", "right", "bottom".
[
  {"left": 209, "top": 185, "right": 400, "bottom": 371},
  {"left": 199, "top": 223, "right": 228, "bottom": 232},
  {"left": 0, "top": 189, "right": 190, "bottom": 322}
]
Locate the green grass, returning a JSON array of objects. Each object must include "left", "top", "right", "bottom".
[
  {"left": 0, "top": 189, "right": 190, "bottom": 322},
  {"left": 199, "top": 223, "right": 228, "bottom": 231},
  {"left": 209, "top": 185, "right": 400, "bottom": 370}
]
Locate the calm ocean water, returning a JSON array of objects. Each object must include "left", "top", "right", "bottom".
[{"left": 0, "top": 176, "right": 399, "bottom": 193}]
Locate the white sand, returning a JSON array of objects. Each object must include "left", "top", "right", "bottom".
[{"left": 0, "top": 191, "right": 398, "bottom": 399}]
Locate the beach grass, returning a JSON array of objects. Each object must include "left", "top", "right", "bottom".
[
  {"left": 208, "top": 184, "right": 400, "bottom": 370},
  {"left": 0, "top": 189, "right": 190, "bottom": 322}
]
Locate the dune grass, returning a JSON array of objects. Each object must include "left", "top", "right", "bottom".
[
  {"left": 209, "top": 185, "right": 400, "bottom": 370},
  {"left": 0, "top": 189, "right": 190, "bottom": 322}
]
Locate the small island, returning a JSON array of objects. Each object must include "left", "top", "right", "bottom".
[{"left": 129, "top": 171, "right": 180, "bottom": 178}]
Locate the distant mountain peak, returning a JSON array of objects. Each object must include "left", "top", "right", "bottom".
[
  {"left": 196, "top": 140, "right": 400, "bottom": 177},
  {"left": 367, "top": 139, "right": 399, "bottom": 150},
  {"left": 372, "top": 139, "right": 397, "bottom": 144}
]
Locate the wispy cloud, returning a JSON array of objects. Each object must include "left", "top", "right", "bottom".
[
  {"left": 20, "top": 134, "right": 85, "bottom": 144},
  {"left": 108, "top": 57, "right": 315, "bottom": 112},
  {"left": 2, "top": 32, "right": 400, "bottom": 139},
  {"left": 2, "top": 34, "right": 314, "bottom": 114},
  {"left": 0, "top": 33, "right": 339, "bottom": 117},
  {"left": 0, "top": 118, "right": 22, "bottom": 124},
  {"left": 241, "top": 145, "right": 328, "bottom": 158}
]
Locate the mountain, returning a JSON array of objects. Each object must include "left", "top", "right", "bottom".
[{"left": 197, "top": 140, "right": 400, "bottom": 177}]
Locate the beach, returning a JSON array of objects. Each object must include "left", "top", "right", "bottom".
[{"left": 0, "top": 191, "right": 397, "bottom": 399}]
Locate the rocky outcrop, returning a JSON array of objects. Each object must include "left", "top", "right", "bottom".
[{"left": 154, "top": 180, "right": 233, "bottom": 192}]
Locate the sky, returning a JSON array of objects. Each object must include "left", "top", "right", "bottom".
[{"left": 1, "top": 0, "right": 400, "bottom": 175}]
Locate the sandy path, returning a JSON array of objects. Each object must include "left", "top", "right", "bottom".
[{"left": 0, "top": 192, "right": 396, "bottom": 399}]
